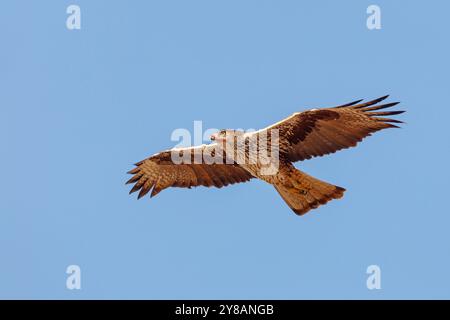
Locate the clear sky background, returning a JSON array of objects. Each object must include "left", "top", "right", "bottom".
[{"left": 1, "top": 1, "right": 449, "bottom": 299}]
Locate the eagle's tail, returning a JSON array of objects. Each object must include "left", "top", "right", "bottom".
[{"left": 274, "top": 168, "right": 345, "bottom": 215}]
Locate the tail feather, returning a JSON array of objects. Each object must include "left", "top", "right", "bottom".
[{"left": 274, "top": 168, "right": 345, "bottom": 215}]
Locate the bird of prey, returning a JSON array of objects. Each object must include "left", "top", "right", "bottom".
[{"left": 127, "top": 95, "right": 404, "bottom": 215}]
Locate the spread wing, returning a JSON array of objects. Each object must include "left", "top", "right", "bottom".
[
  {"left": 263, "top": 95, "right": 405, "bottom": 162},
  {"left": 126, "top": 144, "right": 253, "bottom": 199}
]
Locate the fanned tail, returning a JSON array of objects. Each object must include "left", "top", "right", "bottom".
[{"left": 274, "top": 168, "right": 345, "bottom": 215}]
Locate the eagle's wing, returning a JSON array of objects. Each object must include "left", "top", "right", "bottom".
[
  {"left": 262, "top": 95, "right": 404, "bottom": 162},
  {"left": 126, "top": 144, "right": 253, "bottom": 199}
]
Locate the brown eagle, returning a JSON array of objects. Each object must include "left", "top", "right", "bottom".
[{"left": 127, "top": 95, "right": 404, "bottom": 215}]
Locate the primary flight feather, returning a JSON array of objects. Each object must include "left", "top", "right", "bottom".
[{"left": 127, "top": 95, "right": 404, "bottom": 215}]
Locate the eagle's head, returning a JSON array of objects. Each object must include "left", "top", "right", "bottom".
[{"left": 210, "top": 129, "right": 244, "bottom": 143}]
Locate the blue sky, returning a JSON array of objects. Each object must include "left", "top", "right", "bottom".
[{"left": 1, "top": 1, "right": 449, "bottom": 299}]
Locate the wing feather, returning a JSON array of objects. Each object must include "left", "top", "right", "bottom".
[
  {"left": 262, "top": 96, "right": 404, "bottom": 162},
  {"left": 126, "top": 144, "right": 253, "bottom": 198}
]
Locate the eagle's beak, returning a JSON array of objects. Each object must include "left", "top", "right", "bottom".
[{"left": 210, "top": 134, "right": 216, "bottom": 141}]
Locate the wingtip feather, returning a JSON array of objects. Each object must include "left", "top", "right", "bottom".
[{"left": 335, "top": 98, "right": 364, "bottom": 108}]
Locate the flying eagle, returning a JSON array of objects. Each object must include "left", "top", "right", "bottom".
[{"left": 127, "top": 95, "right": 404, "bottom": 215}]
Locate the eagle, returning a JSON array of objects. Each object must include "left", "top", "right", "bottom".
[{"left": 127, "top": 95, "right": 404, "bottom": 215}]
